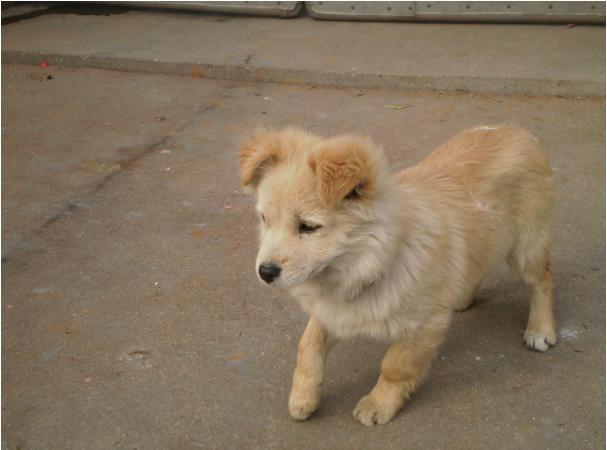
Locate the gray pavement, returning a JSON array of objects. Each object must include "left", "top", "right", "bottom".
[
  {"left": 1, "top": 8, "right": 605, "bottom": 450},
  {"left": 2, "top": 8, "right": 605, "bottom": 96}
]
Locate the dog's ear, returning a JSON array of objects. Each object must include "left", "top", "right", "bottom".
[
  {"left": 238, "top": 130, "right": 282, "bottom": 190},
  {"left": 308, "top": 136, "right": 381, "bottom": 207}
]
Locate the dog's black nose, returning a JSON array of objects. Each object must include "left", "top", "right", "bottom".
[{"left": 258, "top": 263, "right": 281, "bottom": 283}]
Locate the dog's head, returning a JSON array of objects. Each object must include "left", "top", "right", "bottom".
[{"left": 239, "top": 128, "right": 389, "bottom": 288}]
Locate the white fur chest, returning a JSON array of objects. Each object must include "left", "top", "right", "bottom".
[{"left": 291, "top": 277, "right": 431, "bottom": 340}]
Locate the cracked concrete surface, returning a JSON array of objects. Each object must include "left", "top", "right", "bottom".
[{"left": 1, "top": 64, "right": 605, "bottom": 449}]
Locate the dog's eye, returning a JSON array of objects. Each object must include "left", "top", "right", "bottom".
[
  {"left": 260, "top": 213, "right": 266, "bottom": 223},
  {"left": 298, "top": 221, "right": 322, "bottom": 234},
  {"left": 345, "top": 183, "right": 364, "bottom": 200}
]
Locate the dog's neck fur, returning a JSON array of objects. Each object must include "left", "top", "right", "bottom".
[{"left": 297, "top": 178, "right": 404, "bottom": 304}]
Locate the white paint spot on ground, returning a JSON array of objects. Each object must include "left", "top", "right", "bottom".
[
  {"left": 558, "top": 328, "right": 580, "bottom": 339},
  {"left": 32, "top": 287, "right": 50, "bottom": 295},
  {"left": 127, "top": 210, "right": 144, "bottom": 219},
  {"left": 120, "top": 350, "right": 153, "bottom": 369},
  {"left": 473, "top": 125, "right": 500, "bottom": 131}
]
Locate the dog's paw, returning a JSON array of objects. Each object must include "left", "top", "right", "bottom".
[
  {"left": 288, "top": 387, "right": 320, "bottom": 421},
  {"left": 353, "top": 394, "right": 400, "bottom": 426},
  {"left": 524, "top": 328, "right": 557, "bottom": 352}
]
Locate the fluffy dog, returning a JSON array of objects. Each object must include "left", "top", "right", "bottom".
[{"left": 238, "top": 125, "right": 555, "bottom": 426}]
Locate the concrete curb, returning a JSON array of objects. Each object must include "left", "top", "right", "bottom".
[{"left": 3, "top": 49, "right": 604, "bottom": 97}]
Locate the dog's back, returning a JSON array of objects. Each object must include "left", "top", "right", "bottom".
[{"left": 396, "top": 125, "right": 552, "bottom": 216}]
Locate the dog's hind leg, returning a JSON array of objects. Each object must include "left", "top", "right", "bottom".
[
  {"left": 353, "top": 313, "right": 450, "bottom": 426},
  {"left": 509, "top": 228, "right": 556, "bottom": 352},
  {"left": 288, "top": 316, "right": 336, "bottom": 421},
  {"left": 452, "top": 281, "right": 482, "bottom": 312}
]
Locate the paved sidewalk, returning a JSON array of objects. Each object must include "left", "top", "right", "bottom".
[
  {"left": 2, "top": 8, "right": 605, "bottom": 96},
  {"left": 2, "top": 62, "right": 604, "bottom": 449}
]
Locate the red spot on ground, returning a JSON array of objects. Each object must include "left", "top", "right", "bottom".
[{"left": 191, "top": 230, "right": 207, "bottom": 238}]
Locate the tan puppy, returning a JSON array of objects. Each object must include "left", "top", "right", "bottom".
[{"left": 238, "top": 125, "right": 555, "bottom": 426}]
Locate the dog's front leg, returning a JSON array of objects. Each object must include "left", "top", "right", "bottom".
[
  {"left": 288, "top": 316, "right": 335, "bottom": 421},
  {"left": 353, "top": 320, "right": 448, "bottom": 426}
]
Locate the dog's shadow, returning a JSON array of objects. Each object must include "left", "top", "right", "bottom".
[{"left": 311, "top": 276, "right": 539, "bottom": 421}]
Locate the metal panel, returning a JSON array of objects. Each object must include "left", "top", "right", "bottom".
[
  {"left": 115, "top": 2, "right": 303, "bottom": 18},
  {"left": 306, "top": 2, "right": 415, "bottom": 20},
  {"left": 416, "top": 1, "right": 605, "bottom": 23},
  {"left": 306, "top": 1, "right": 605, "bottom": 23}
]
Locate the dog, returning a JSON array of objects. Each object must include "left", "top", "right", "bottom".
[{"left": 238, "top": 125, "right": 555, "bottom": 426}]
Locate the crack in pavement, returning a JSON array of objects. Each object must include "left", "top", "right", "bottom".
[
  {"left": 39, "top": 97, "right": 225, "bottom": 230},
  {"left": 42, "top": 135, "right": 170, "bottom": 228},
  {"left": 3, "top": 91, "right": 226, "bottom": 260}
]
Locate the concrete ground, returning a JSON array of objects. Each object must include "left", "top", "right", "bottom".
[{"left": 1, "top": 7, "right": 605, "bottom": 450}]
